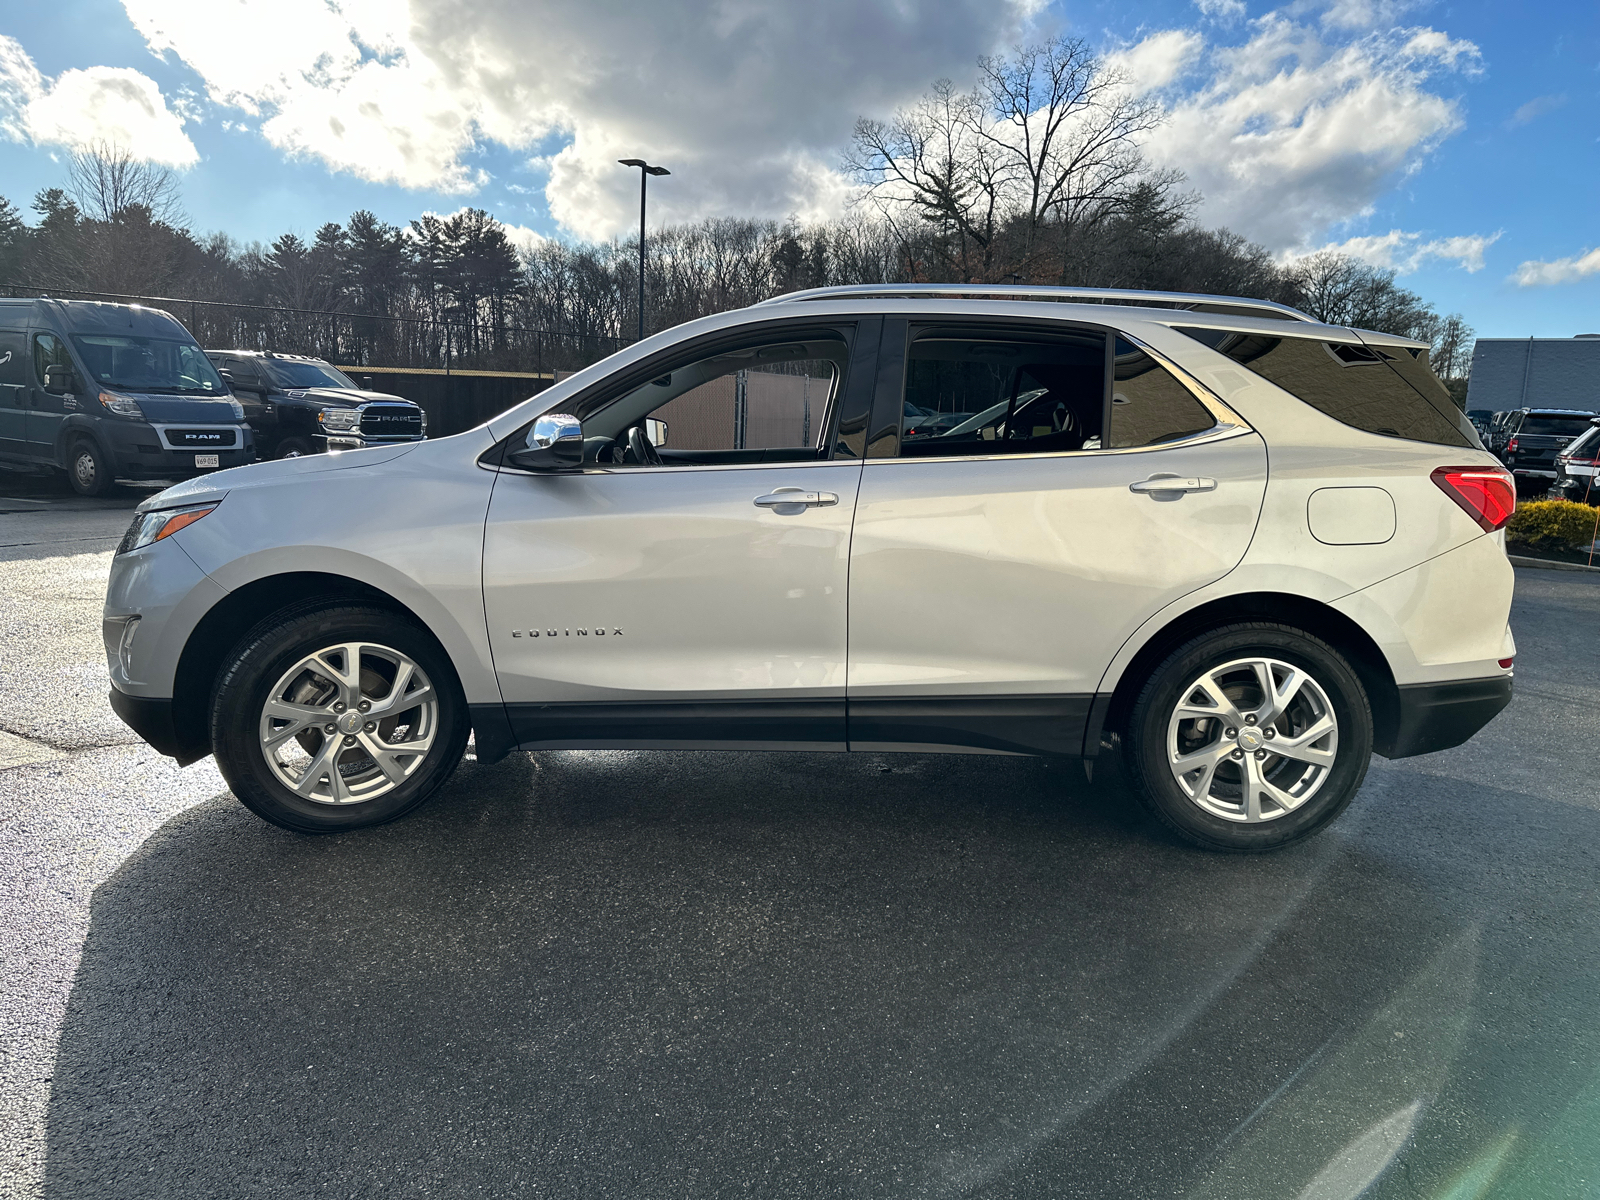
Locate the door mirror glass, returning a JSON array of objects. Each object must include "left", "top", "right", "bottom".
[
  {"left": 645, "top": 417, "right": 668, "bottom": 447},
  {"left": 508, "top": 413, "right": 583, "bottom": 470},
  {"left": 43, "top": 363, "right": 74, "bottom": 395}
]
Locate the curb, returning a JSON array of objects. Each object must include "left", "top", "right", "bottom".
[{"left": 1509, "top": 554, "right": 1600, "bottom": 574}]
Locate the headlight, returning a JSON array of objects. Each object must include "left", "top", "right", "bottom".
[
  {"left": 229, "top": 398, "right": 245, "bottom": 420},
  {"left": 319, "top": 408, "right": 360, "bottom": 432},
  {"left": 117, "top": 502, "right": 218, "bottom": 554},
  {"left": 99, "top": 391, "right": 145, "bottom": 419}
]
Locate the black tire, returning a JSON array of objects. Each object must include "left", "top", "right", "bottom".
[
  {"left": 66, "top": 438, "right": 114, "bottom": 496},
  {"left": 211, "top": 604, "right": 470, "bottom": 833},
  {"left": 276, "top": 437, "right": 315, "bottom": 459},
  {"left": 1125, "top": 623, "right": 1373, "bottom": 852}
]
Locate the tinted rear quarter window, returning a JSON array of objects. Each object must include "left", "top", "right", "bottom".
[
  {"left": 1110, "top": 339, "right": 1217, "bottom": 448},
  {"left": 1176, "top": 327, "right": 1476, "bottom": 449}
]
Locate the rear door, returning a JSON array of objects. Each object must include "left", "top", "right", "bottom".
[
  {"left": 0, "top": 327, "right": 27, "bottom": 460},
  {"left": 846, "top": 319, "right": 1267, "bottom": 755}
]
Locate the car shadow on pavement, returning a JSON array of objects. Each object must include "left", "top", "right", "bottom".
[{"left": 41, "top": 750, "right": 1600, "bottom": 1199}]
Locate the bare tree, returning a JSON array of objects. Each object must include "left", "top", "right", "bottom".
[
  {"left": 845, "top": 78, "right": 1007, "bottom": 280},
  {"left": 66, "top": 141, "right": 184, "bottom": 224},
  {"left": 845, "top": 37, "right": 1168, "bottom": 283}
]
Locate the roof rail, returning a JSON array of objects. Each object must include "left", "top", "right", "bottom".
[{"left": 755, "top": 283, "right": 1315, "bottom": 323}]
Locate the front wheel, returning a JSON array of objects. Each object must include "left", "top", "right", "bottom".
[
  {"left": 1125, "top": 623, "right": 1372, "bottom": 852},
  {"left": 211, "top": 605, "right": 470, "bottom": 832},
  {"left": 276, "top": 437, "right": 315, "bottom": 459},
  {"left": 67, "top": 439, "right": 114, "bottom": 496}
]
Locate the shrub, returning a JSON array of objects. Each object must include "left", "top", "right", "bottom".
[{"left": 1506, "top": 500, "right": 1600, "bottom": 552}]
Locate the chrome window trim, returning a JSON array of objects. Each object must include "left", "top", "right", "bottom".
[{"left": 861, "top": 424, "right": 1255, "bottom": 467}]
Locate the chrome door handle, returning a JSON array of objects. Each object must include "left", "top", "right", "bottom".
[
  {"left": 754, "top": 488, "right": 839, "bottom": 509},
  {"left": 1129, "top": 475, "right": 1217, "bottom": 495}
]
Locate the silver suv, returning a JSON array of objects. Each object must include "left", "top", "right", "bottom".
[{"left": 103, "top": 286, "right": 1517, "bottom": 850}]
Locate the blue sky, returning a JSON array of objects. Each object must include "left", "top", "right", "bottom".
[{"left": 1, "top": 0, "right": 1596, "bottom": 338}]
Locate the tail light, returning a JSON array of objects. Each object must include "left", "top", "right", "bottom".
[
  {"left": 1507, "top": 437, "right": 1519, "bottom": 454},
  {"left": 1431, "top": 466, "right": 1516, "bottom": 532}
]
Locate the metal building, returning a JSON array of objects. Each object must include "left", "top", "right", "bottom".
[{"left": 1466, "top": 335, "right": 1600, "bottom": 414}]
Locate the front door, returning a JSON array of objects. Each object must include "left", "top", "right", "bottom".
[
  {"left": 27, "top": 332, "right": 73, "bottom": 462},
  {"left": 846, "top": 322, "right": 1268, "bottom": 755},
  {"left": 482, "top": 321, "right": 876, "bottom": 750}
]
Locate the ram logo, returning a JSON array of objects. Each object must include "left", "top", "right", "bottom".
[{"left": 510, "top": 627, "right": 623, "bottom": 638}]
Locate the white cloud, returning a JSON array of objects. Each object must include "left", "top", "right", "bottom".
[
  {"left": 1511, "top": 248, "right": 1600, "bottom": 288},
  {"left": 1123, "top": 15, "right": 1478, "bottom": 250},
  {"left": 0, "top": 35, "right": 197, "bottom": 166},
  {"left": 1507, "top": 93, "right": 1565, "bottom": 128},
  {"left": 118, "top": 0, "right": 1034, "bottom": 238},
  {"left": 1107, "top": 30, "right": 1205, "bottom": 91},
  {"left": 1291, "top": 228, "right": 1500, "bottom": 273},
  {"left": 1194, "top": 0, "right": 1247, "bottom": 20}
]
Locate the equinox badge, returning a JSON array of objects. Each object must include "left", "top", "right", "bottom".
[{"left": 511, "top": 627, "right": 623, "bottom": 638}]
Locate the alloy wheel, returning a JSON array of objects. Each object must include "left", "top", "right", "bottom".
[
  {"left": 1165, "top": 656, "right": 1339, "bottom": 823},
  {"left": 257, "top": 641, "right": 438, "bottom": 804}
]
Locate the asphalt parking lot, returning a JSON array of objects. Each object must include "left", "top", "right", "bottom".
[{"left": 1, "top": 474, "right": 1598, "bottom": 1200}]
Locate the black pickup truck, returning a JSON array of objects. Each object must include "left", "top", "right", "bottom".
[
  {"left": 1499, "top": 408, "right": 1597, "bottom": 496},
  {"left": 205, "top": 350, "right": 426, "bottom": 459}
]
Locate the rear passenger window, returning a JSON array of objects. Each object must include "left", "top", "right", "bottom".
[
  {"left": 1176, "top": 327, "right": 1475, "bottom": 448},
  {"left": 899, "top": 332, "right": 1106, "bottom": 457},
  {"left": 1110, "top": 339, "right": 1217, "bottom": 448}
]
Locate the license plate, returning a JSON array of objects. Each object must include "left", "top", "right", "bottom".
[{"left": 195, "top": 454, "right": 219, "bottom": 468}]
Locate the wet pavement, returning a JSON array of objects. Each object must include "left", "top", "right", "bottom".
[{"left": 1, "top": 473, "right": 1597, "bottom": 1199}]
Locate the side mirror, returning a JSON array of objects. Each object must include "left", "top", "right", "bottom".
[
  {"left": 645, "top": 417, "right": 668, "bottom": 447},
  {"left": 507, "top": 413, "right": 583, "bottom": 471},
  {"left": 43, "top": 363, "right": 74, "bottom": 395}
]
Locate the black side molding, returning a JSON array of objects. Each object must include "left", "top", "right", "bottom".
[
  {"left": 108, "top": 688, "right": 209, "bottom": 766},
  {"left": 1377, "top": 676, "right": 1512, "bottom": 759},
  {"left": 848, "top": 694, "right": 1093, "bottom": 756},
  {"left": 504, "top": 699, "right": 846, "bottom": 751}
]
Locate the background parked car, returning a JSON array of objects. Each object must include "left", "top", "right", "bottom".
[
  {"left": 1552, "top": 417, "right": 1600, "bottom": 503},
  {"left": 0, "top": 298, "right": 253, "bottom": 495},
  {"left": 206, "top": 350, "right": 427, "bottom": 459},
  {"left": 1499, "top": 407, "right": 1596, "bottom": 495}
]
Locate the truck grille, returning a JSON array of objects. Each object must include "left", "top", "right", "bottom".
[
  {"left": 360, "top": 404, "right": 424, "bottom": 438},
  {"left": 166, "top": 428, "right": 238, "bottom": 448}
]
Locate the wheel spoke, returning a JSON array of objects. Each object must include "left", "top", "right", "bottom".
[
  {"left": 1172, "top": 742, "right": 1229, "bottom": 799},
  {"left": 357, "top": 732, "right": 411, "bottom": 785},
  {"left": 1254, "top": 662, "right": 1307, "bottom": 726},
  {"left": 310, "top": 643, "right": 364, "bottom": 706},
  {"left": 368, "top": 663, "right": 431, "bottom": 717},
  {"left": 294, "top": 734, "right": 344, "bottom": 799},
  {"left": 1270, "top": 715, "right": 1337, "bottom": 767},
  {"left": 1243, "top": 754, "right": 1265, "bottom": 821},
  {"left": 1176, "top": 675, "right": 1245, "bottom": 726}
]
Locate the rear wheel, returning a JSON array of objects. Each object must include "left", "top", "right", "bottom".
[
  {"left": 1125, "top": 623, "right": 1372, "bottom": 852},
  {"left": 211, "top": 605, "right": 470, "bottom": 832},
  {"left": 66, "top": 438, "right": 114, "bottom": 496},
  {"left": 276, "top": 437, "right": 315, "bottom": 459}
]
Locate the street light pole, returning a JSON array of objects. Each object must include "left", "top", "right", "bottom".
[{"left": 618, "top": 158, "right": 670, "bottom": 342}]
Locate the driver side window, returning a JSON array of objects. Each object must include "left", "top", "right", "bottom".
[{"left": 592, "top": 335, "right": 847, "bottom": 466}]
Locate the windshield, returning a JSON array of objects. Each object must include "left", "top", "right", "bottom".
[
  {"left": 70, "top": 334, "right": 228, "bottom": 396},
  {"left": 1521, "top": 416, "right": 1594, "bottom": 437},
  {"left": 263, "top": 360, "right": 358, "bottom": 390}
]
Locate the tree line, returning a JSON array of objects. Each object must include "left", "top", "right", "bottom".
[{"left": 0, "top": 38, "right": 1473, "bottom": 389}]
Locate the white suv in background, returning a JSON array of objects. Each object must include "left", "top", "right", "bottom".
[{"left": 103, "top": 286, "right": 1517, "bottom": 851}]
